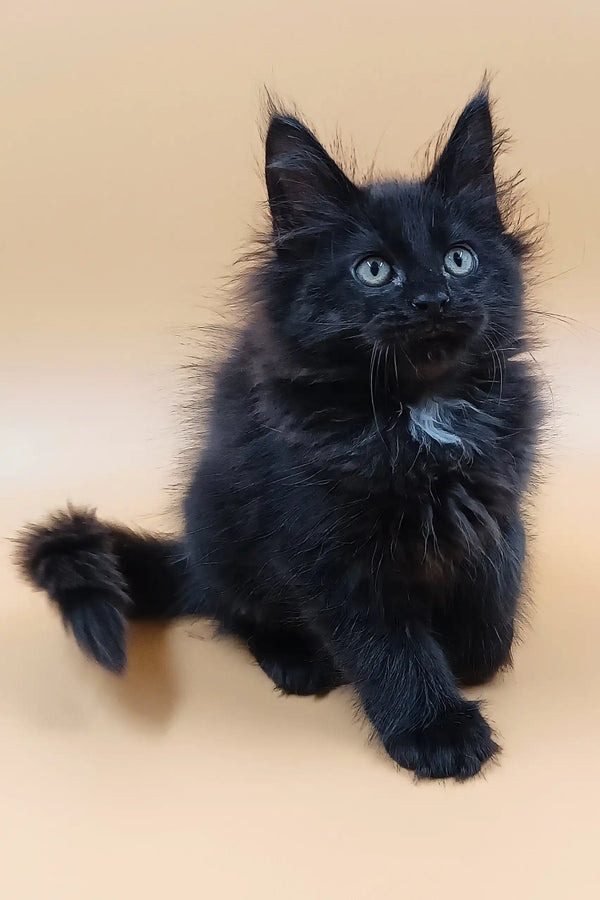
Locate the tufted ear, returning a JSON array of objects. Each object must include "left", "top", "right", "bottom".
[
  {"left": 265, "top": 114, "right": 358, "bottom": 244},
  {"left": 427, "top": 91, "right": 498, "bottom": 200}
]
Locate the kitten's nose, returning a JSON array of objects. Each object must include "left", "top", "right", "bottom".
[{"left": 411, "top": 292, "right": 449, "bottom": 315}]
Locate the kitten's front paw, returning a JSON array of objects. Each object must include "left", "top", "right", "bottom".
[
  {"left": 258, "top": 653, "right": 345, "bottom": 696},
  {"left": 384, "top": 702, "right": 499, "bottom": 780}
]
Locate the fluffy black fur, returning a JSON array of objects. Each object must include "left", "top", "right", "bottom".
[{"left": 17, "top": 87, "right": 543, "bottom": 780}]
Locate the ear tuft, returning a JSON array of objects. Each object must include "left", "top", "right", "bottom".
[{"left": 427, "top": 88, "right": 500, "bottom": 199}]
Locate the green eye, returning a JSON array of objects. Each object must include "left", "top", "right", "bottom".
[
  {"left": 444, "top": 246, "right": 477, "bottom": 276},
  {"left": 354, "top": 256, "right": 393, "bottom": 287}
]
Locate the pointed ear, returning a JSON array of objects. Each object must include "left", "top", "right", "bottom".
[
  {"left": 427, "top": 91, "right": 498, "bottom": 199},
  {"left": 265, "top": 114, "right": 358, "bottom": 243}
]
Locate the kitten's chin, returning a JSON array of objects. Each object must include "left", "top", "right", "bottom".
[
  {"left": 394, "top": 335, "right": 470, "bottom": 382},
  {"left": 412, "top": 347, "right": 461, "bottom": 380}
]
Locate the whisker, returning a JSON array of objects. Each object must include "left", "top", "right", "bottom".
[
  {"left": 398, "top": 342, "right": 417, "bottom": 374},
  {"left": 370, "top": 344, "right": 389, "bottom": 455}
]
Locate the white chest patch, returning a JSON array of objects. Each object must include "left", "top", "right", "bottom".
[
  {"left": 407, "top": 398, "right": 484, "bottom": 456},
  {"left": 408, "top": 399, "right": 462, "bottom": 447}
]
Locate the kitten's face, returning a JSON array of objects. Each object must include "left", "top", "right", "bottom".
[{"left": 263, "top": 92, "right": 526, "bottom": 382}]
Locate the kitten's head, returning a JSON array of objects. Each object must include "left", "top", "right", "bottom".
[{"left": 260, "top": 89, "right": 532, "bottom": 385}]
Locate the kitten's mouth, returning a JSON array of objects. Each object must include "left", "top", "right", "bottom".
[
  {"left": 381, "top": 322, "right": 481, "bottom": 379},
  {"left": 414, "top": 332, "right": 465, "bottom": 358}
]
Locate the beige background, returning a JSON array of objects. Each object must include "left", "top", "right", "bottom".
[{"left": 2, "top": 1, "right": 600, "bottom": 897}]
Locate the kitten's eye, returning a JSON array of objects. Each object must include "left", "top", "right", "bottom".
[
  {"left": 444, "top": 246, "right": 477, "bottom": 277},
  {"left": 354, "top": 256, "right": 393, "bottom": 287}
]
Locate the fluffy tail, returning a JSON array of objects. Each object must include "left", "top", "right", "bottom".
[{"left": 16, "top": 506, "right": 188, "bottom": 674}]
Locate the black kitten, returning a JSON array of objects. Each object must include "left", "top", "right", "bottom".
[{"left": 17, "top": 87, "right": 542, "bottom": 780}]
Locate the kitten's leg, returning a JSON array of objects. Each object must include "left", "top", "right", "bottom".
[
  {"left": 312, "top": 595, "right": 498, "bottom": 779},
  {"left": 433, "top": 518, "right": 525, "bottom": 686}
]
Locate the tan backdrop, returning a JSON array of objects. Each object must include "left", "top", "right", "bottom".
[{"left": 2, "top": 1, "right": 599, "bottom": 897}]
